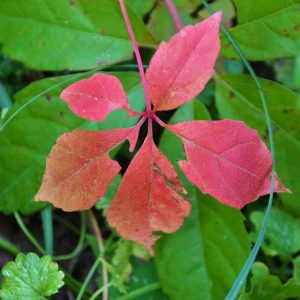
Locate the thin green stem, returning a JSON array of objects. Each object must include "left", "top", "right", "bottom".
[
  {"left": 64, "top": 271, "right": 93, "bottom": 299},
  {"left": 90, "top": 283, "right": 113, "bottom": 300},
  {"left": 201, "top": 1, "right": 276, "bottom": 299},
  {"left": 41, "top": 207, "right": 53, "bottom": 255},
  {"left": 87, "top": 210, "right": 109, "bottom": 300},
  {"left": 54, "top": 215, "right": 80, "bottom": 235},
  {"left": 76, "top": 256, "right": 102, "bottom": 300},
  {"left": 116, "top": 282, "right": 160, "bottom": 300},
  {"left": 53, "top": 212, "right": 86, "bottom": 261},
  {"left": 0, "top": 236, "right": 20, "bottom": 256},
  {"left": 14, "top": 212, "right": 46, "bottom": 255}
]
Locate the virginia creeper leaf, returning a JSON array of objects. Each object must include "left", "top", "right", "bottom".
[
  {"left": 0, "top": 71, "right": 144, "bottom": 215},
  {"left": 107, "top": 133, "right": 191, "bottom": 254},
  {"left": 34, "top": 126, "right": 140, "bottom": 211},
  {"left": 146, "top": 12, "right": 221, "bottom": 111},
  {"left": 60, "top": 73, "right": 130, "bottom": 122},
  {"left": 168, "top": 120, "right": 288, "bottom": 208},
  {"left": 155, "top": 103, "right": 251, "bottom": 300},
  {"left": 215, "top": 74, "right": 298, "bottom": 211}
]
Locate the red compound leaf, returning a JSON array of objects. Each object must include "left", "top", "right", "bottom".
[
  {"left": 34, "top": 126, "right": 140, "bottom": 211},
  {"left": 146, "top": 12, "right": 221, "bottom": 111},
  {"left": 60, "top": 73, "right": 130, "bottom": 122},
  {"left": 107, "top": 132, "right": 191, "bottom": 254},
  {"left": 168, "top": 120, "right": 289, "bottom": 208}
]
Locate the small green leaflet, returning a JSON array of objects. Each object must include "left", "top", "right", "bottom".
[
  {"left": 239, "top": 263, "right": 300, "bottom": 300},
  {"left": 0, "top": 253, "right": 64, "bottom": 300},
  {"left": 250, "top": 208, "right": 300, "bottom": 258}
]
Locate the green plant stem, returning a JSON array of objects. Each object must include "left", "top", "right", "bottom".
[
  {"left": 53, "top": 212, "right": 86, "bottom": 261},
  {"left": 116, "top": 282, "right": 160, "bottom": 300},
  {"left": 41, "top": 206, "right": 53, "bottom": 255},
  {"left": 87, "top": 210, "right": 109, "bottom": 300},
  {"left": 76, "top": 256, "right": 103, "bottom": 300},
  {"left": 0, "top": 236, "right": 20, "bottom": 255},
  {"left": 64, "top": 271, "right": 93, "bottom": 300},
  {"left": 54, "top": 215, "right": 80, "bottom": 235},
  {"left": 202, "top": 1, "right": 276, "bottom": 299},
  {"left": 90, "top": 283, "right": 113, "bottom": 300},
  {"left": 14, "top": 212, "right": 46, "bottom": 255}
]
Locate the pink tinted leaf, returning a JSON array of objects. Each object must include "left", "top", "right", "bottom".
[
  {"left": 34, "top": 126, "right": 140, "bottom": 211},
  {"left": 168, "top": 120, "right": 289, "bottom": 209},
  {"left": 61, "top": 73, "right": 129, "bottom": 122},
  {"left": 146, "top": 12, "right": 221, "bottom": 111},
  {"left": 107, "top": 133, "right": 191, "bottom": 254}
]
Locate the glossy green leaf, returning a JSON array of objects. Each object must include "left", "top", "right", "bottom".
[
  {"left": 127, "top": 0, "right": 155, "bottom": 16},
  {"left": 155, "top": 101, "right": 251, "bottom": 300},
  {"left": 0, "top": 72, "right": 144, "bottom": 214},
  {"left": 147, "top": 1, "right": 196, "bottom": 41},
  {"left": 221, "top": 3, "right": 300, "bottom": 60},
  {"left": 215, "top": 74, "right": 299, "bottom": 212},
  {"left": 0, "top": 0, "right": 156, "bottom": 71},
  {"left": 233, "top": 0, "right": 300, "bottom": 24},
  {"left": 250, "top": 207, "right": 300, "bottom": 257},
  {"left": 0, "top": 252, "right": 64, "bottom": 300},
  {"left": 239, "top": 262, "right": 300, "bottom": 300}
]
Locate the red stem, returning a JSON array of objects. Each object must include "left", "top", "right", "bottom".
[
  {"left": 164, "top": 0, "right": 183, "bottom": 31},
  {"left": 118, "top": 0, "right": 152, "bottom": 113}
]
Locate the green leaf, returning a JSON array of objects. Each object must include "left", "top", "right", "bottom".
[
  {"left": 0, "top": 252, "right": 64, "bottom": 300},
  {"left": 221, "top": 2, "right": 300, "bottom": 60},
  {"left": 233, "top": 0, "right": 300, "bottom": 24},
  {"left": 155, "top": 101, "right": 251, "bottom": 300},
  {"left": 0, "top": 71, "right": 145, "bottom": 214},
  {"left": 148, "top": 0, "right": 197, "bottom": 41},
  {"left": 215, "top": 74, "right": 300, "bottom": 212},
  {"left": 294, "top": 256, "right": 300, "bottom": 284},
  {"left": 250, "top": 207, "right": 300, "bottom": 257},
  {"left": 239, "top": 262, "right": 300, "bottom": 300},
  {"left": 127, "top": 0, "right": 155, "bottom": 16},
  {"left": 0, "top": 0, "right": 156, "bottom": 71}
]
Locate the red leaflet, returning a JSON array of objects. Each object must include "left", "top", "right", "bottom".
[
  {"left": 107, "top": 133, "right": 190, "bottom": 253},
  {"left": 168, "top": 120, "right": 289, "bottom": 208},
  {"left": 34, "top": 127, "right": 140, "bottom": 211},
  {"left": 61, "top": 74, "right": 129, "bottom": 121},
  {"left": 146, "top": 12, "right": 221, "bottom": 111}
]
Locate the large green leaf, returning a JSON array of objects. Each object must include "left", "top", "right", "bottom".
[
  {"left": 128, "top": 0, "right": 155, "bottom": 17},
  {"left": 0, "top": 252, "right": 64, "bottom": 300},
  {"left": 233, "top": 0, "right": 299, "bottom": 24},
  {"left": 0, "top": 0, "right": 156, "bottom": 71},
  {"left": 215, "top": 74, "right": 300, "bottom": 213},
  {"left": 155, "top": 101, "right": 251, "bottom": 300},
  {"left": 239, "top": 262, "right": 300, "bottom": 300},
  {"left": 221, "top": 2, "right": 300, "bottom": 60},
  {"left": 0, "top": 71, "right": 144, "bottom": 214},
  {"left": 147, "top": 1, "right": 196, "bottom": 41},
  {"left": 250, "top": 207, "right": 300, "bottom": 257}
]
